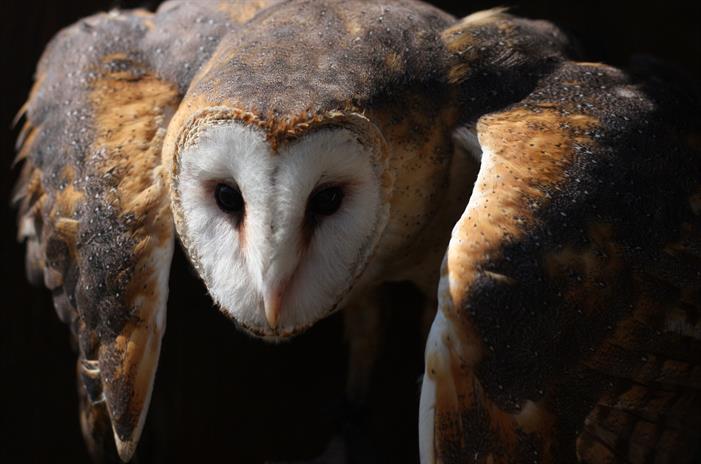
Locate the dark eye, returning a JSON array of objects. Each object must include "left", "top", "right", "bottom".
[
  {"left": 308, "top": 185, "right": 344, "bottom": 217},
  {"left": 215, "top": 183, "right": 244, "bottom": 214}
]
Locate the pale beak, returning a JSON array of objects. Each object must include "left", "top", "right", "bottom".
[{"left": 263, "top": 281, "right": 288, "bottom": 330}]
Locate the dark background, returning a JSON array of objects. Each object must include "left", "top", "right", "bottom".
[{"left": 1, "top": 1, "right": 699, "bottom": 463}]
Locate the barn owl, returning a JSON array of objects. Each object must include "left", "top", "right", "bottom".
[{"left": 13, "top": 0, "right": 701, "bottom": 462}]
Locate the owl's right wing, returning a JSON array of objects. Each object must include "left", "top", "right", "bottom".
[
  {"left": 420, "top": 12, "right": 701, "bottom": 464},
  {"left": 13, "top": 1, "right": 280, "bottom": 461}
]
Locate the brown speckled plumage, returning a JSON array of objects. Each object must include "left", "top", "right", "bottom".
[
  {"left": 13, "top": 1, "right": 269, "bottom": 460},
  {"left": 427, "top": 59, "right": 701, "bottom": 463},
  {"left": 13, "top": 0, "right": 700, "bottom": 462}
]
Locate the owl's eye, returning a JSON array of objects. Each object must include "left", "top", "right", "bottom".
[
  {"left": 309, "top": 185, "right": 344, "bottom": 216},
  {"left": 215, "top": 183, "right": 244, "bottom": 214}
]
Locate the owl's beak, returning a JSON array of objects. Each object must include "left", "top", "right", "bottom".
[{"left": 263, "top": 280, "right": 288, "bottom": 330}]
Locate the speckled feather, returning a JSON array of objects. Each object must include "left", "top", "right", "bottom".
[
  {"left": 426, "top": 55, "right": 701, "bottom": 464},
  {"left": 12, "top": 1, "right": 279, "bottom": 461}
]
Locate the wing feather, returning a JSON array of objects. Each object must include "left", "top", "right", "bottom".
[
  {"left": 13, "top": 1, "right": 280, "bottom": 461},
  {"left": 421, "top": 41, "right": 701, "bottom": 463}
]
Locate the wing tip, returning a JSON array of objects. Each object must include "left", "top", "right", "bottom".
[
  {"left": 114, "top": 434, "right": 138, "bottom": 463},
  {"left": 110, "top": 399, "right": 150, "bottom": 463},
  {"left": 103, "top": 321, "right": 166, "bottom": 463}
]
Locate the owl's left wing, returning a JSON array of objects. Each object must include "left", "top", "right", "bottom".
[
  {"left": 13, "top": 1, "right": 281, "bottom": 461},
  {"left": 420, "top": 20, "right": 701, "bottom": 464}
]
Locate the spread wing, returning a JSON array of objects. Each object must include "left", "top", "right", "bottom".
[
  {"left": 13, "top": 1, "right": 280, "bottom": 461},
  {"left": 420, "top": 14, "right": 701, "bottom": 464}
]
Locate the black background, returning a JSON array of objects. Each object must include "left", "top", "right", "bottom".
[{"left": 1, "top": 1, "right": 699, "bottom": 463}]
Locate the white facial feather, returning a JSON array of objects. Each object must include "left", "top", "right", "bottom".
[{"left": 176, "top": 122, "right": 385, "bottom": 338}]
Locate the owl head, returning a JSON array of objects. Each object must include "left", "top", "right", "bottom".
[
  {"left": 167, "top": 109, "right": 392, "bottom": 339},
  {"left": 159, "top": 0, "right": 458, "bottom": 341}
]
